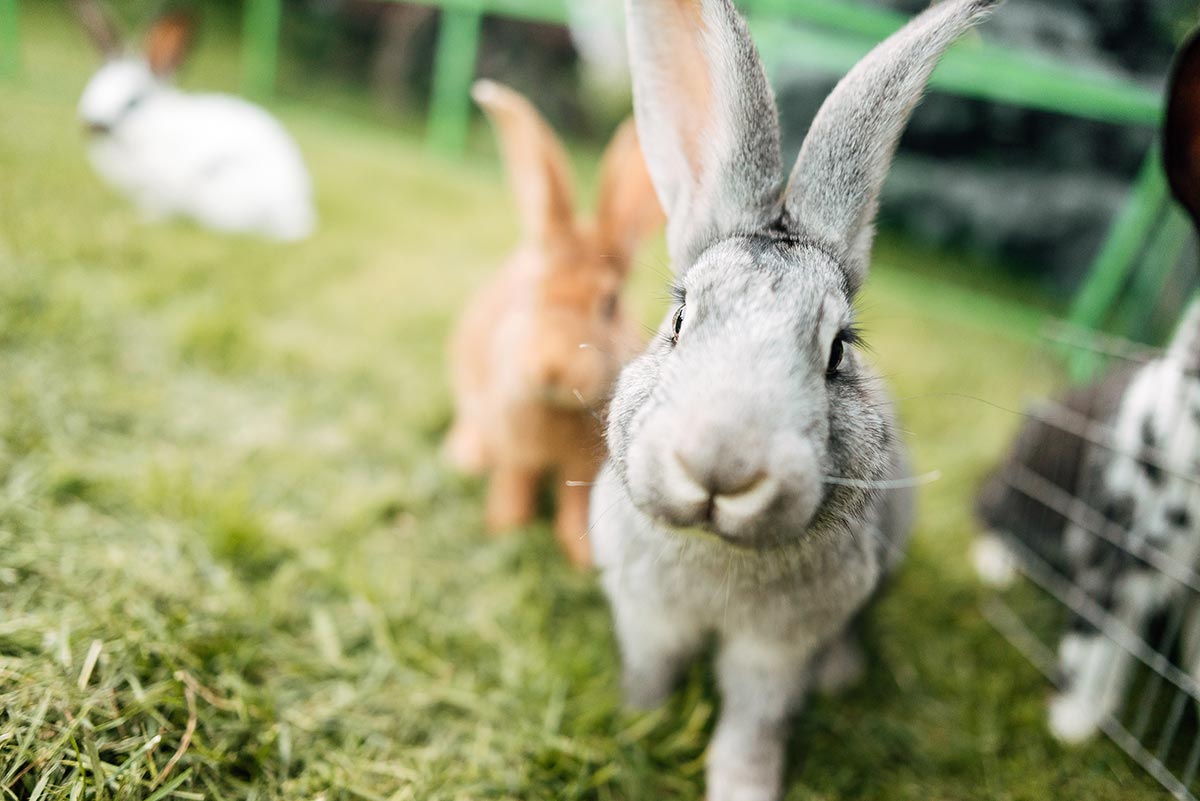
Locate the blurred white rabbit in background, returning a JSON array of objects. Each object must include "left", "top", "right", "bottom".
[
  {"left": 564, "top": 0, "right": 630, "bottom": 115},
  {"left": 73, "top": 0, "right": 316, "bottom": 242}
]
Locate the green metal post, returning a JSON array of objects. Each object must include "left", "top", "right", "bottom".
[
  {"left": 1067, "top": 150, "right": 1170, "bottom": 379},
  {"left": 1118, "top": 207, "right": 1190, "bottom": 341},
  {"left": 427, "top": 6, "right": 484, "bottom": 155},
  {"left": 1069, "top": 151, "right": 1170, "bottom": 331},
  {"left": 0, "top": 0, "right": 19, "bottom": 80},
  {"left": 243, "top": 0, "right": 282, "bottom": 98}
]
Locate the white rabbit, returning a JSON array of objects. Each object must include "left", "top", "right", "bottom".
[
  {"left": 72, "top": 1, "right": 315, "bottom": 241},
  {"left": 591, "top": 1, "right": 999, "bottom": 799}
]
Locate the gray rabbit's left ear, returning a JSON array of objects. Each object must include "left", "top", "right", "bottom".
[
  {"left": 784, "top": 0, "right": 999, "bottom": 293},
  {"left": 624, "top": 0, "right": 784, "bottom": 271}
]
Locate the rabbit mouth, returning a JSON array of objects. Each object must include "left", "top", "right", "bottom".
[
  {"left": 532, "top": 377, "right": 606, "bottom": 410},
  {"left": 84, "top": 121, "right": 112, "bottom": 136},
  {"left": 538, "top": 386, "right": 591, "bottom": 409},
  {"left": 643, "top": 476, "right": 786, "bottom": 546}
]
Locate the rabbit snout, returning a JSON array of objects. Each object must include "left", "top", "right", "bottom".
[
  {"left": 521, "top": 306, "right": 617, "bottom": 409},
  {"left": 631, "top": 412, "right": 823, "bottom": 544}
]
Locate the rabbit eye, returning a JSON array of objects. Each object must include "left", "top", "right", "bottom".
[
  {"left": 826, "top": 335, "right": 846, "bottom": 377},
  {"left": 671, "top": 304, "right": 686, "bottom": 345}
]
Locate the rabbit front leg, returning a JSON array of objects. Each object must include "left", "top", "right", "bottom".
[
  {"left": 1050, "top": 568, "right": 1164, "bottom": 743},
  {"left": 611, "top": 590, "right": 706, "bottom": 710},
  {"left": 554, "top": 450, "right": 601, "bottom": 568},
  {"left": 485, "top": 463, "right": 540, "bottom": 533},
  {"left": 707, "top": 634, "right": 816, "bottom": 801}
]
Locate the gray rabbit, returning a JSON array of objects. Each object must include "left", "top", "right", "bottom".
[{"left": 589, "top": 1, "right": 1000, "bottom": 799}]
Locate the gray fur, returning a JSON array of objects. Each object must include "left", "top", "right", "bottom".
[{"left": 595, "top": 1, "right": 995, "bottom": 799}]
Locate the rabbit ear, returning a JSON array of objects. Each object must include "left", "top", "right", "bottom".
[
  {"left": 70, "top": 0, "right": 123, "bottom": 58},
  {"left": 1165, "top": 29, "right": 1200, "bottom": 231},
  {"left": 624, "top": 0, "right": 783, "bottom": 271},
  {"left": 594, "top": 119, "right": 664, "bottom": 274},
  {"left": 473, "top": 80, "right": 577, "bottom": 245},
  {"left": 144, "top": 11, "right": 197, "bottom": 77},
  {"left": 784, "top": 0, "right": 998, "bottom": 293}
]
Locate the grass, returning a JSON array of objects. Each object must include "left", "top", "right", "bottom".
[{"left": 0, "top": 4, "right": 1171, "bottom": 800}]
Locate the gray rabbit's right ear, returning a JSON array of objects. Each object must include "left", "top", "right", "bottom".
[
  {"left": 784, "top": 0, "right": 999, "bottom": 294},
  {"left": 71, "top": 0, "right": 123, "bottom": 58},
  {"left": 623, "top": 0, "right": 784, "bottom": 271}
]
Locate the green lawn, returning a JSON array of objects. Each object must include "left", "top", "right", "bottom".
[{"left": 0, "top": 5, "right": 1170, "bottom": 800}]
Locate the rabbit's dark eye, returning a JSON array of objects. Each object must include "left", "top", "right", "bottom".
[
  {"left": 671, "top": 304, "right": 686, "bottom": 345},
  {"left": 826, "top": 335, "right": 846, "bottom": 377}
]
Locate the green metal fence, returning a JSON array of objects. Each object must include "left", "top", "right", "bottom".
[
  {"left": 232, "top": 0, "right": 1177, "bottom": 355},
  {"left": 0, "top": 0, "right": 1184, "bottom": 349}
]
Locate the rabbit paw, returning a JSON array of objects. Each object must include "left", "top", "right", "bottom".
[
  {"left": 1048, "top": 693, "right": 1102, "bottom": 744},
  {"left": 442, "top": 424, "right": 487, "bottom": 475},
  {"left": 972, "top": 534, "right": 1018, "bottom": 589}
]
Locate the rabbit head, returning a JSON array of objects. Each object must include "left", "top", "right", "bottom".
[
  {"left": 609, "top": 0, "right": 997, "bottom": 547},
  {"left": 473, "top": 80, "right": 662, "bottom": 408},
  {"left": 73, "top": 1, "right": 196, "bottom": 135}
]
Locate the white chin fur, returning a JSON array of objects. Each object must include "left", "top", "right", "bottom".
[
  {"left": 713, "top": 476, "right": 778, "bottom": 534},
  {"left": 972, "top": 534, "right": 1018, "bottom": 589}
]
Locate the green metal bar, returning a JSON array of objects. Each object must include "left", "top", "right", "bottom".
[
  {"left": 427, "top": 7, "right": 484, "bottom": 155},
  {"left": 242, "top": 0, "right": 282, "bottom": 98},
  {"left": 1069, "top": 152, "right": 1170, "bottom": 331},
  {"left": 748, "top": 0, "right": 907, "bottom": 39},
  {"left": 0, "top": 0, "right": 19, "bottom": 79},
  {"left": 751, "top": 23, "right": 1161, "bottom": 127},
  {"left": 1065, "top": 151, "right": 1170, "bottom": 379},
  {"left": 404, "top": 0, "right": 567, "bottom": 25},
  {"left": 1121, "top": 207, "right": 1191, "bottom": 341}
]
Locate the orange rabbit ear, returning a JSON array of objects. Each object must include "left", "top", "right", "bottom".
[
  {"left": 144, "top": 11, "right": 197, "bottom": 77},
  {"left": 1166, "top": 28, "right": 1200, "bottom": 230},
  {"left": 473, "top": 80, "right": 577, "bottom": 245},
  {"left": 595, "top": 118, "right": 665, "bottom": 273}
]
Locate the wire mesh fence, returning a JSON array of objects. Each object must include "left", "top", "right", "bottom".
[{"left": 979, "top": 318, "right": 1200, "bottom": 801}]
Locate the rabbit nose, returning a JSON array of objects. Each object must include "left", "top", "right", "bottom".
[{"left": 672, "top": 424, "right": 767, "bottom": 500}]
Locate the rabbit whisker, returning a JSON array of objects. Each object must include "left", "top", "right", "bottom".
[
  {"left": 823, "top": 470, "right": 942, "bottom": 490},
  {"left": 571, "top": 389, "right": 606, "bottom": 424}
]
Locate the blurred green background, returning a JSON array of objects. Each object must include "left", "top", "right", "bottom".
[{"left": 0, "top": 1, "right": 1193, "bottom": 799}]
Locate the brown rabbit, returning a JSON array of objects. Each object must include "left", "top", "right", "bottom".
[{"left": 444, "top": 80, "right": 662, "bottom": 567}]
